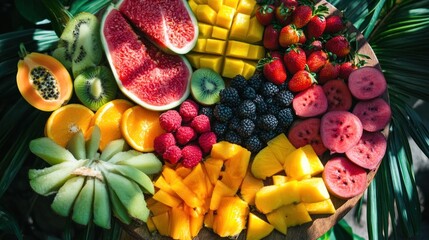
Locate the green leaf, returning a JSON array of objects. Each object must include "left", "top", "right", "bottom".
[
  {"left": 15, "top": 0, "right": 50, "bottom": 24},
  {"left": 40, "top": 0, "right": 73, "bottom": 37},
  {"left": 69, "top": 0, "right": 112, "bottom": 15},
  {"left": 0, "top": 206, "right": 23, "bottom": 240}
]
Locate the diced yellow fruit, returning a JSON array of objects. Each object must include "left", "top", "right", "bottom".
[
  {"left": 213, "top": 196, "right": 249, "bottom": 237},
  {"left": 240, "top": 170, "right": 264, "bottom": 205},
  {"left": 304, "top": 198, "right": 336, "bottom": 215},
  {"left": 185, "top": 53, "right": 204, "bottom": 68},
  {"left": 146, "top": 217, "right": 157, "bottom": 233},
  {"left": 255, "top": 180, "right": 300, "bottom": 214},
  {"left": 210, "top": 180, "right": 236, "bottom": 210},
  {"left": 216, "top": 5, "right": 236, "bottom": 29},
  {"left": 199, "top": 56, "right": 223, "bottom": 73},
  {"left": 302, "top": 144, "right": 325, "bottom": 176},
  {"left": 198, "top": 23, "right": 213, "bottom": 38},
  {"left": 282, "top": 203, "right": 312, "bottom": 227},
  {"left": 247, "top": 16, "right": 264, "bottom": 43},
  {"left": 242, "top": 61, "right": 257, "bottom": 79},
  {"left": 266, "top": 207, "right": 287, "bottom": 235},
  {"left": 211, "top": 141, "right": 242, "bottom": 160},
  {"left": 246, "top": 213, "right": 275, "bottom": 240},
  {"left": 224, "top": 147, "right": 251, "bottom": 179},
  {"left": 230, "top": 13, "right": 250, "bottom": 41},
  {"left": 272, "top": 175, "right": 289, "bottom": 185},
  {"left": 204, "top": 210, "right": 215, "bottom": 228},
  {"left": 298, "top": 177, "right": 330, "bottom": 203},
  {"left": 207, "top": 0, "right": 223, "bottom": 12},
  {"left": 153, "top": 190, "right": 182, "bottom": 208},
  {"left": 196, "top": 5, "right": 218, "bottom": 25},
  {"left": 183, "top": 163, "right": 208, "bottom": 199},
  {"left": 237, "top": 0, "right": 256, "bottom": 15},
  {"left": 251, "top": 147, "right": 284, "bottom": 180},
  {"left": 222, "top": 57, "right": 244, "bottom": 78},
  {"left": 211, "top": 26, "right": 229, "bottom": 40},
  {"left": 190, "top": 214, "right": 205, "bottom": 237},
  {"left": 154, "top": 175, "right": 179, "bottom": 197},
  {"left": 162, "top": 166, "right": 180, "bottom": 184},
  {"left": 194, "top": 0, "right": 207, "bottom": 3},
  {"left": 175, "top": 163, "right": 192, "bottom": 178},
  {"left": 148, "top": 200, "right": 171, "bottom": 216},
  {"left": 146, "top": 197, "right": 157, "bottom": 207},
  {"left": 246, "top": 45, "right": 265, "bottom": 60},
  {"left": 220, "top": 171, "right": 243, "bottom": 193},
  {"left": 203, "top": 157, "right": 224, "bottom": 185},
  {"left": 193, "top": 38, "right": 207, "bottom": 53},
  {"left": 152, "top": 211, "right": 170, "bottom": 236},
  {"left": 205, "top": 38, "right": 226, "bottom": 55},
  {"left": 283, "top": 147, "right": 312, "bottom": 180},
  {"left": 169, "top": 206, "right": 192, "bottom": 240},
  {"left": 188, "top": 0, "right": 198, "bottom": 13},
  {"left": 225, "top": 40, "right": 250, "bottom": 58},
  {"left": 171, "top": 179, "right": 204, "bottom": 209},
  {"left": 224, "top": 0, "right": 239, "bottom": 9},
  {"left": 267, "top": 133, "right": 296, "bottom": 165}
]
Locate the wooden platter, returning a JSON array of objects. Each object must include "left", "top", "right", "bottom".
[{"left": 121, "top": 0, "right": 388, "bottom": 239}]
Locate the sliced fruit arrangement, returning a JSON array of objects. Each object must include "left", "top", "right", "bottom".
[{"left": 28, "top": 125, "right": 163, "bottom": 228}]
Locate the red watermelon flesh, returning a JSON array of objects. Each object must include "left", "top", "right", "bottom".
[
  {"left": 101, "top": 7, "right": 191, "bottom": 111},
  {"left": 118, "top": 0, "right": 198, "bottom": 54}
]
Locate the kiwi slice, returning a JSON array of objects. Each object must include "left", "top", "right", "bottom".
[
  {"left": 191, "top": 68, "right": 225, "bottom": 105},
  {"left": 53, "top": 12, "right": 102, "bottom": 78},
  {"left": 74, "top": 66, "right": 118, "bottom": 111}
]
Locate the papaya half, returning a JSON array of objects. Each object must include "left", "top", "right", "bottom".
[{"left": 16, "top": 44, "right": 73, "bottom": 112}]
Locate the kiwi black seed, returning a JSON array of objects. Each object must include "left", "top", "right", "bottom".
[
  {"left": 191, "top": 68, "right": 225, "bottom": 105},
  {"left": 74, "top": 66, "right": 118, "bottom": 111}
]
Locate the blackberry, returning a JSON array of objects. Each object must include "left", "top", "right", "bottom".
[
  {"left": 258, "top": 130, "right": 277, "bottom": 143},
  {"left": 278, "top": 81, "right": 289, "bottom": 91},
  {"left": 219, "top": 87, "right": 240, "bottom": 107},
  {"left": 245, "top": 135, "right": 264, "bottom": 153},
  {"left": 230, "top": 74, "right": 248, "bottom": 90},
  {"left": 224, "top": 131, "right": 242, "bottom": 145},
  {"left": 257, "top": 114, "right": 278, "bottom": 131},
  {"left": 275, "top": 90, "right": 294, "bottom": 107},
  {"left": 261, "top": 82, "right": 279, "bottom": 98},
  {"left": 213, "top": 121, "right": 227, "bottom": 136},
  {"left": 241, "top": 86, "right": 257, "bottom": 100},
  {"left": 214, "top": 104, "right": 233, "bottom": 122},
  {"left": 253, "top": 95, "right": 268, "bottom": 114},
  {"left": 199, "top": 106, "right": 214, "bottom": 120},
  {"left": 277, "top": 108, "right": 294, "bottom": 129},
  {"left": 248, "top": 72, "right": 264, "bottom": 91},
  {"left": 267, "top": 103, "right": 282, "bottom": 116},
  {"left": 228, "top": 117, "right": 241, "bottom": 131},
  {"left": 237, "top": 118, "right": 255, "bottom": 138},
  {"left": 238, "top": 100, "right": 256, "bottom": 119}
]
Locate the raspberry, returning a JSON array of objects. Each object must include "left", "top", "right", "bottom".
[
  {"left": 153, "top": 132, "right": 176, "bottom": 154},
  {"left": 190, "top": 114, "right": 211, "bottom": 133},
  {"left": 175, "top": 126, "right": 197, "bottom": 145},
  {"left": 179, "top": 99, "right": 199, "bottom": 122},
  {"left": 182, "top": 144, "right": 203, "bottom": 168},
  {"left": 159, "top": 110, "right": 182, "bottom": 132},
  {"left": 163, "top": 145, "right": 182, "bottom": 164},
  {"left": 198, "top": 132, "right": 217, "bottom": 154}
]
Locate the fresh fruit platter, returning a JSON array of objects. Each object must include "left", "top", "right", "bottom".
[{"left": 17, "top": 0, "right": 391, "bottom": 239}]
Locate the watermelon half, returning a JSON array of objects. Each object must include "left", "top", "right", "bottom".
[{"left": 101, "top": 5, "right": 193, "bottom": 111}]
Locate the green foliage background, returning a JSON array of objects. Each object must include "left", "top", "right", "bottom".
[{"left": 1, "top": 0, "right": 428, "bottom": 239}]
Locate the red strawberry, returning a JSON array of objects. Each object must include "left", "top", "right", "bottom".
[
  {"left": 283, "top": 45, "right": 306, "bottom": 74},
  {"left": 270, "top": 50, "right": 283, "bottom": 60},
  {"left": 339, "top": 61, "right": 357, "bottom": 80},
  {"left": 288, "top": 70, "right": 317, "bottom": 92},
  {"left": 298, "top": 29, "right": 307, "bottom": 44},
  {"left": 325, "top": 35, "right": 351, "bottom": 58},
  {"left": 307, "top": 50, "right": 328, "bottom": 73},
  {"left": 256, "top": 4, "right": 275, "bottom": 26},
  {"left": 306, "top": 5, "right": 328, "bottom": 39},
  {"left": 275, "top": 3, "right": 293, "bottom": 26},
  {"left": 318, "top": 61, "right": 340, "bottom": 84},
  {"left": 258, "top": 55, "right": 288, "bottom": 85},
  {"left": 305, "top": 39, "right": 323, "bottom": 56},
  {"left": 292, "top": 5, "right": 313, "bottom": 28},
  {"left": 325, "top": 15, "right": 345, "bottom": 34},
  {"left": 280, "top": 0, "right": 299, "bottom": 8},
  {"left": 263, "top": 24, "right": 281, "bottom": 50},
  {"left": 279, "top": 24, "right": 300, "bottom": 47}
]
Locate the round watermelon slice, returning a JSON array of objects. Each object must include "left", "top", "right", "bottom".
[{"left": 101, "top": 6, "right": 192, "bottom": 111}]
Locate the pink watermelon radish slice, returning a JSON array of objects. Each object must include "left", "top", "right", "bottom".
[
  {"left": 292, "top": 85, "right": 328, "bottom": 117},
  {"left": 322, "top": 79, "right": 353, "bottom": 112},
  {"left": 322, "top": 156, "right": 367, "bottom": 199},
  {"left": 287, "top": 118, "right": 327, "bottom": 155},
  {"left": 101, "top": 6, "right": 192, "bottom": 111},
  {"left": 352, "top": 97, "right": 392, "bottom": 132},
  {"left": 348, "top": 66, "right": 387, "bottom": 100},
  {"left": 345, "top": 131, "right": 387, "bottom": 170},
  {"left": 118, "top": 0, "right": 198, "bottom": 54}
]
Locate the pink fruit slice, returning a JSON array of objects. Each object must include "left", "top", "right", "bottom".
[
  {"left": 348, "top": 66, "right": 387, "bottom": 100},
  {"left": 287, "top": 118, "right": 327, "bottom": 155},
  {"left": 101, "top": 6, "right": 192, "bottom": 111},
  {"left": 322, "top": 79, "right": 353, "bottom": 111},
  {"left": 345, "top": 131, "right": 387, "bottom": 170},
  {"left": 118, "top": 0, "right": 198, "bottom": 54},
  {"left": 292, "top": 85, "right": 328, "bottom": 117},
  {"left": 322, "top": 156, "right": 367, "bottom": 199},
  {"left": 352, "top": 97, "right": 391, "bottom": 132},
  {"left": 320, "top": 111, "right": 363, "bottom": 153}
]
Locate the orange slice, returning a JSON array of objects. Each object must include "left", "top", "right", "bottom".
[
  {"left": 121, "top": 105, "right": 165, "bottom": 152},
  {"left": 45, "top": 104, "right": 94, "bottom": 147},
  {"left": 92, "top": 99, "right": 134, "bottom": 150}
]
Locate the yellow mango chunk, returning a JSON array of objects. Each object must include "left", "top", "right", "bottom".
[
  {"left": 169, "top": 206, "right": 192, "bottom": 240},
  {"left": 153, "top": 189, "right": 182, "bottom": 208},
  {"left": 211, "top": 26, "right": 229, "bottom": 40},
  {"left": 240, "top": 170, "right": 264, "bottom": 205},
  {"left": 207, "top": 0, "right": 223, "bottom": 12},
  {"left": 222, "top": 57, "right": 244, "bottom": 78},
  {"left": 283, "top": 147, "right": 312, "bottom": 180},
  {"left": 171, "top": 179, "right": 204, "bottom": 208},
  {"left": 298, "top": 177, "right": 331, "bottom": 203},
  {"left": 196, "top": 5, "right": 217, "bottom": 24},
  {"left": 204, "top": 210, "right": 215, "bottom": 228},
  {"left": 255, "top": 180, "right": 300, "bottom": 214},
  {"left": 302, "top": 144, "right": 325, "bottom": 176},
  {"left": 220, "top": 171, "right": 243, "bottom": 193},
  {"left": 188, "top": 0, "right": 198, "bottom": 13},
  {"left": 251, "top": 146, "right": 284, "bottom": 180},
  {"left": 198, "top": 23, "right": 213, "bottom": 37},
  {"left": 211, "top": 141, "right": 242, "bottom": 160},
  {"left": 247, "top": 16, "right": 264, "bottom": 43},
  {"left": 190, "top": 214, "right": 205, "bottom": 237},
  {"left": 216, "top": 5, "right": 236, "bottom": 29},
  {"left": 242, "top": 61, "right": 257, "bottom": 79},
  {"left": 282, "top": 203, "right": 312, "bottom": 227},
  {"left": 185, "top": 53, "right": 204, "bottom": 68},
  {"left": 205, "top": 38, "right": 226, "bottom": 55},
  {"left": 246, "top": 213, "right": 275, "bottom": 240},
  {"left": 213, "top": 196, "right": 249, "bottom": 237},
  {"left": 152, "top": 211, "right": 170, "bottom": 236},
  {"left": 247, "top": 44, "right": 265, "bottom": 60},
  {"left": 267, "top": 133, "right": 296, "bottom": 165},
  {"left": 199, "top": 56, "right": 223, "bottom": 73},
  {"left": 210, "top": 180, "right": 236, "bottom": 210},
  {"left": 224, "top": 0, "right": 239, "bottom": 9},
  {"left": 146, "top": 217, "right": 157, "bottom": 233},
  {"left": 224, "top": 147, "right": 251, "bottom": 178},
  {"left": 225, "top": 40, "right": 250, "bottom": 58},
  {"left": 193, "top": 38, "right": 207, "bottom": 53},
  {"left": 266, "top": 207, "right": 288, "bottom": 235},
  {"left": 272, "top": 175, "right": 289, "bottom": 185},
  {"left": 203, "top": 157, "right": 224, "bottom": 185},
  {"left": 230, "top": 13, "right": 250, "bottom": 41},
  {"left": 237, "top": 0, "right": 256, "bottom": 15},
  {"left": 304, "top": 199, "right": 336, "bottom": 215}
]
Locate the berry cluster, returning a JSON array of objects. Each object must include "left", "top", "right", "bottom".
[
  {"left": 154, "top": 99, "right": 216, "bottom": 168},
  {"left": 211, "top": 73, "right": 295, "bottom": 153}
]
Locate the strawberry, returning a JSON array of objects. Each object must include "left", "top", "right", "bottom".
[
  {"left": 283, "top": 45, "right": 306, "bottom": 74},
  {"left": 318, "top": 61, "right": 340, "bottom": 84},
  {"left": 325, "top": 15, "right": 345, "bottom": 34},
  {"left": 306, "top": 5, "right": 328, "bottom": 39},
  {"left": 325, "top": 35, "right": 351, "bottom": 58},
  {"left": 339, "top": 61, "right": 357, "bottom": 80},
  {"left": 269, "top": 50, "right": 283, "bottom": 60},
  {"left": 288, "top": 70, "right": 317, "bottom": 92},
  {"left": 256, "top": 4, "right": 275, "bottom": 26},
  {"left": 305, "top": 39, "right": 323, "bottom": 56},
  {"left": 263, "top": 24, "right": 281, "bottom": 50},
  {"left": 258, "top": 55, "right": 287, "bottom": 85},
  {"left": 279, "top": 24, "right": 300, "bottom": 47},
  {"left": 292, "top": 4, "right": 313, "bottom": 28},
  {"left": 275, "top": 3, "right": 293, "bottom": 26},
  {"left": 298, "top": 29, "right": 307, "bottom": 44},
  {"left": 280, "top": 0, "right": 299, "bottom": 8},
  {"left": 307, "top": 50, "right": 328, "bottom": 73}
]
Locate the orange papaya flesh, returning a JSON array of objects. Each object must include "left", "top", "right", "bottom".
[{"left": 16, "top": 51, "right": 73, "bottom": 112}]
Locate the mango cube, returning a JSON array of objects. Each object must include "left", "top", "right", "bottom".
[
  {"left": 193, "top": 38, "right": 207, "bottom": 53},
  {"left": 283, "top": 147, "right": 312, "bottom": 180},
  {"left": 255, "top": 180, "right": 300, "bottom": 213},
  {"left": 216, "top": 5, "right": 236, "bottom": 29},
  {"left": 237, "top": 0, "right": 256, "bottom": 15},
  {"left": 198, "top": 23, "right": 213, "bottom": 37},
  {"left": 246, "top": 213, "right": 274, "bottom": 240},
  {"left": 196, "top": 5, "right": 217, "bottom": 24},
  {"left": 267, "top": 133, "right": 297, "bottom": 165},
  {"left": 302, "top": 144, "right": 325, "bottom": 176},
  {"left": 251, "top": 146, "right": 284, "bottom": 180},
  {"left": 304, "top": 199, "right": 336, "bottom": 215},
  {"left": 199, "top": 56, "right": 223, "bottom": 73},
  {"left": 272, "top": 175, "right": 289, "bottom": 185},
  {"left": 282, "top": 203, "right": 312, "bottom": 227},
  {"left": 188, "top": 0, "right": 198, "bottom": 13},
  {"left": 213, "top": 196, "right": 249, "bottom": 237},
  {"left": 246, "top": 44, "right": 266, "bottom": 60},
  {"left": 242, "top": 61, "right": 257, "bottom": 79},
  {"left": 169, "top": 206, "right": 192, "bottom": 240},
  {"left": 230, "top": 13, "right": 250, "bottom": 41},
  {"left": 223, "top": 0, "right": 239, "bottom": 9},
  {"left": 224, "top": 147, "right": 251, "bottom": 178},
  {"left": 152, "top": 211, "right": 170, "bottom": 236},
  {"left": 207, "top": 0, "right": 223, "bottom": 12},
  {"left": 203, "top": 157, "right": 224, "bottom": 185},
  {"left": 247, "top": 16, "right": 264, "bottom": 43},
  {"left": 222, "top": 58, "right": 244, "bottom": 78},
  {"left": 205, "top": 38, "right": 226, "bottom": 55},
  {"left": 266, "top": 207, "right": 288, "bottom": 235},
  {"left": 153, "top": 189, "right": 182, "bottom": 207},
  {"left": 211, "top": 26, "right": 229, "bottom": 40},
  {"left": 298, "top": 177, "right": 330, "bottom": 203},
  {"left": 211, "top": 141, "right": 242, "bottom": 160},
  {"left": 240, "top": 170, "right": 264, "bottom": 205},
  {"left": 225, "top": 40, "right": 250, "bottom": 58},
  {"left": 185, "top": 52, "right": 202, "bottom": 68},
  {"left": 210, "top": 180, "right": 236, "bottom": 210}
]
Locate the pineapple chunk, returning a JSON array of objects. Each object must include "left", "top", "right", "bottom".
[
  {"left": 196, "top": 5, "right": 217, "bottom": 24},
  {"left": 190, "top": 214, "right": 205, "bottom": 237},
  {"left": 222, "top": 58, "right": 244, "bottom": 78},
  {"left": 213, "top": 196, "right": 249, "bottom": 237},
  {"left": 266, "top": 207, "right": 288, "bottom": 235},
  {"left": 272, "top": 175, "right": 290, "bottom": 185},
  {"left": 225, "top": 40, "right": 250, "bottom": 59},
  {"left": 267, "top": 133, "right": 296, "bottom": 165},
  {"left": 199, "top": 56, "right": 223, "bottom": 73},
  {"left": 216, "top": 5, "right": 236, "bottom": 29},
  {"left": 240, "top": 170, "right": 264, "bottom": 205},
  {"left": 203, "top": 157, "right": 224, "bottom": 185},
  {"left": 169, "top": 206, "right": 192, "bottom": 240},
  {"left": 304, "top": 199, "right": 336, "bottom": 215},
  {"left": 210, "top": 180, "right": 236, "bottom": 210},
  {"left": 237, "top": 0, "right": 256, "bottom": 15},
  {"left": 152, "top": 211, "right": 170, "bottom": 236},
  {"left": 251, "top": 147, "right": 284, "bottom": 180},
  {"left": 246, "top": 213, "right": 275, "bottom": 240},
  {"left": 208, "top": 0, "right": 223, "bottom": 12},
  {"left": 198, "top": 22, "right": 213, "bottom": 37},
  {"left": 247, "top": 16, "right": 264, "bottom": 43},
  {"left": 205, "top": 38, "right": 226, "bottom": 55},
  {"left": 211, "top": 141, "right": 242, "bottom": 160},
  {"left": 255, "top": 180, "right": 300, "bottom": 214},
  {"left": 154, "top": 175, "right": 179, "bottom": 198},
  {"left": 212, "top": 26, "right": 229, "bottom": 40},
  {"left": 302, "top": 144, "right": 325, "bottom": 176},
  {"left": 298, "top": 177, "right": 330, "bottom": 203},
  {"left": 283, "top": 147, "right": 312, "bottom": 180},
  {"left": 282, "top": 203, "right": 312, "bottom": 227}
]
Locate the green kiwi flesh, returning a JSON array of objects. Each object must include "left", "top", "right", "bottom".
[
  {"left": 191, "top": 68, "right": 225, "bottom": 105},
  {"left": 74, "top": 66, "right": 118, "bottom": 111}
]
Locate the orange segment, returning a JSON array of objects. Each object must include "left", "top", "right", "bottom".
[
  {"left": 92, "top": 99, "right": 134, "bottom": 150},
  {"left": 121, "top": 105, "right": 165, "bottom": 152},
  {"left": 45, "top": 104, "right": 94, "bottom": 147}
]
